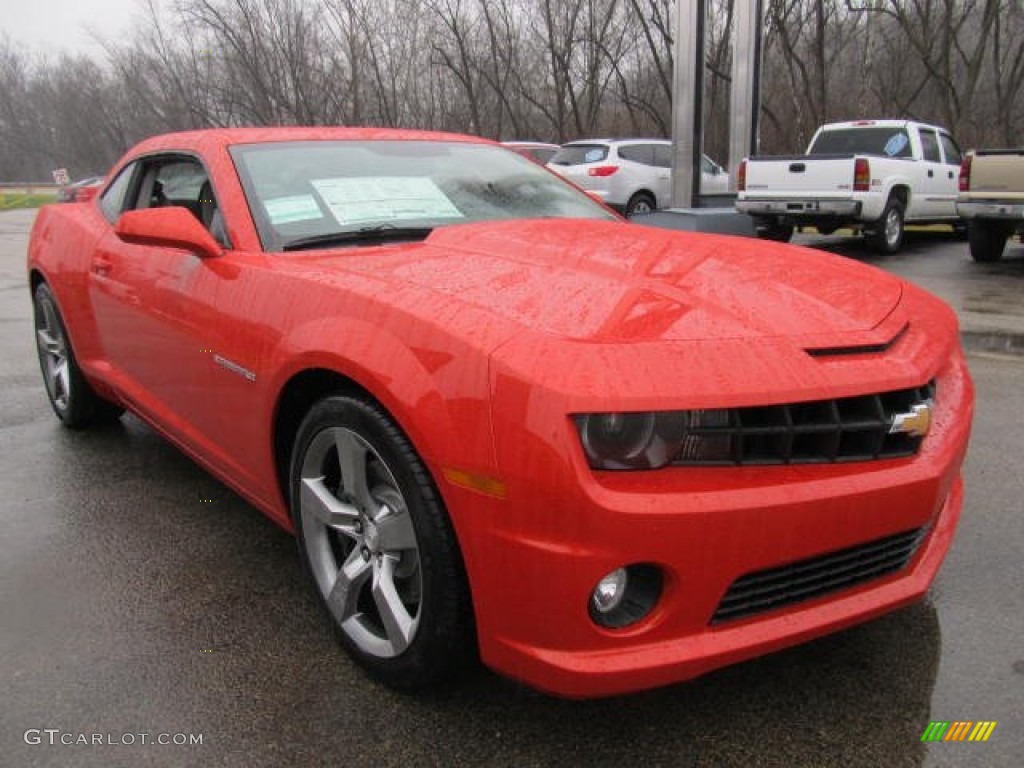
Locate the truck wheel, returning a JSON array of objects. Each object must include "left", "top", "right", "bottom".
[
  {"left": 754, "top": 218, "right": 794, "bottom": 242},
  {"left": 967, "top": 221, "right": 1008, "bottom": 262},
  {"left": 868, "top": 198, "right": 905, "bottom": 254}
]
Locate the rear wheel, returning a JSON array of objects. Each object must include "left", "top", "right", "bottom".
[
  {"left": 625, "top": 192, "right": 656, "bottom": 217},
  {"left": 33, "top": 283, "right": 123, "bottom": 428},
  {"left": 867, "top": 198, "right": 905, "bottom": 253},
  {"left": 967, "top": 221, "right": 1008, "bottom": 262},
  {"left": 290, "top": 395, "right": 474, "bottom": 689},
  {"left": 754, "top": 217, "right": 794, "bottom": 242}
]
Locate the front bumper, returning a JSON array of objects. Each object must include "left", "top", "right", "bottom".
[
  {"left": 448, "top": 342, "right": 972, "bottom": 698},
  {"left": 956, "top": 200, "right": 1024, "bottom": 220},
  {"left": 737, "top": 198, "right": 862, "bottom": 218}
]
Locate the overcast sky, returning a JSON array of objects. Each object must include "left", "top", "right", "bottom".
[{"left": 1, "top": 0, "right": 148, "bottom": 56}]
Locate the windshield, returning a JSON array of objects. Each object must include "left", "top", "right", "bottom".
[
  {"left": 808, "top": 127, "right": 913, "bottom": 158},
  {"left": 230, "top": 140, "right": 616, "bottom": 251}
]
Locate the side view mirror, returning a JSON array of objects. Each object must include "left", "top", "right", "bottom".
[{"left": 115, "top": 207, "right": 223, "bottom": 258}]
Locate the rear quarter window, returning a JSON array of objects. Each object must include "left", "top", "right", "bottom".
[
  {"left": 618, "top": 145, "right": 656, "bottom": 166},
  {"left": 939, "top": 134, "right": 962, "bottom": 166},
  {"left": 919, "top": 129, "right": 942, "bottom": 163}
]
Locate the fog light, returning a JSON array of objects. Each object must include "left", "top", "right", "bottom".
[
  {"left": 588, "top": 563, "right": 663, "bottom": 629},
  {"left": 592, "top": 568, "right": 628, "bottom": 614}
]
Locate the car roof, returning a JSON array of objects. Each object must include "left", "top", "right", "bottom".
[
  {"left": 126, "top": 126, "right": 496, "bottom": 158},
  {"left": 818, "top": 119, "right": 950, "bottom": 133},
  {"left": 503, "top": 141, "right": 560, "bottom": 149},
  {"left": 563, "top": 138, "right": 671, "bottom": 147}
]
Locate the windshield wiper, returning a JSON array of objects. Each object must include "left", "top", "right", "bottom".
[{"left": 282, "top": 225, "right": 434, "bottom": 252}]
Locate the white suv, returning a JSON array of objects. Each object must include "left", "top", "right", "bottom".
[{"left": 547, "top": 139, "right": 729, "bottom": 216}]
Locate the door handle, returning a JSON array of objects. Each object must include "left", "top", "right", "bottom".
[
  {"left": 927, "top": 170, "right": 934, "bottom": 178},
  {"left": 91, "top": 256, "right": 112, "bottom": 276},
  {"left": 948, "top": 171, "right": 954, "bottom": 179}
]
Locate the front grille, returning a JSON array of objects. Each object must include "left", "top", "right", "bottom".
[
  {"left": 672, "top": 381, "right": 935, "bottom": 466},
  {"left": 711, "top": 527, "right": 927, "bottom": 624}
]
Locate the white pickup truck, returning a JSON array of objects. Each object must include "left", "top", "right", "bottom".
[{"left": 736, "top": 120, "right": 963, "bottom": 252}]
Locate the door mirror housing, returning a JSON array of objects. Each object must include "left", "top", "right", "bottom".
[{"left": 115, "top": 207, "right": 223, "bottom": 258}]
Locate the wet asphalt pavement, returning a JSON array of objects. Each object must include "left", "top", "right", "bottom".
[{"left": 2, "top": 209, "right": 1022, "bottom": 767}]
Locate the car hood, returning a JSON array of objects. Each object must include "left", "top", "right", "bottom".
[{"left": 318, "top": 219, "right": 903, "bottom": 343}]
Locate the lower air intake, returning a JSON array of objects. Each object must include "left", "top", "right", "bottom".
[{"left": 712, "top": 527, "right": 927, "bottom": 624}]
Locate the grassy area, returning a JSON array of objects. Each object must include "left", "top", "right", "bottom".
[{"left": 0, "top": 192, "right": 57, "bottom": 210}]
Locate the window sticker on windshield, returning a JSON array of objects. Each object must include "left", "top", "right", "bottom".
[
  {"left": 584, "top": 149, "right": 604, "bottom": 163},
  {"left": 311, "top": 177, "right": 464, "bottom": 226},
  {"left": 883, "top": 133, "right": 909, "bottom": 157},
  {"left": 264, "top": 195, "right": 323, "bottom": 225}
]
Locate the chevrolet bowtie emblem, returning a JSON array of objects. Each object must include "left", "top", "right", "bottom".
[{"left": 889, "top": 401, "right": 933, "bottom": 438}]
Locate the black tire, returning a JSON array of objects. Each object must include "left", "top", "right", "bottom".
[
  {"left": 754, "top": 217, "right": 794, "bottom": 242},
  {"left": 625, "top": 192, "right": 656, "bottom": 217},
  {"left": 289, "top": 395, "right": 475, "bottom": 690},
  {"left": 33, "top": 282, "right": 123, "bottom": 428},
  {"left": 967, "top": 221, "right": 1008, "bottom": 262},
  {"left": 867, "top": 197, "right": 905, "bottom": 254}
]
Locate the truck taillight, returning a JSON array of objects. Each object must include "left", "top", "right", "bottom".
[
  {"left": 853, "top": 158, "right": 870, "bottom": 191},
  {"left": 959, "top": 154, "right": 972, "bottom": 192},
  {"left": 737, "top": 159, "right": 747, "bottom": 191},
  {"left": 588, "top": 166, "right": 619, "bottom": 177}
]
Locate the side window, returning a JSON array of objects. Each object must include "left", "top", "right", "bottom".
[
  {"left": 619, "top": 144, "right": 655, "bottom": 166},
  {"left": 919, "top": 129, "right": 942, "bottom": 163},
  {"left": 130, "top": 155, "right": 230, "bottom": 247},
  {"left": 137, "top": 160, "right": 208, "bottom": 211},
  {"left": 939, "top": 134, "right": 962, "bottom": 166},
  {"left": 99, "top": 164, "right": 136, "bottom": 223},
  {"left": 653, "top": 144, "right": 673, "bottom": 168}
]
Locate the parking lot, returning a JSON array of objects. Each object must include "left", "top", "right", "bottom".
[{"left": 2, "top": 208, "right": 1022, "bottom": 767}]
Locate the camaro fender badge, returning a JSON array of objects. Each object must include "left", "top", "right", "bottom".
[
  {"left": 212, "top": 353, "right": 256, "bottom": 382},
  {"left": 889, "top": 401, "right": 933, "bottom": 438}
]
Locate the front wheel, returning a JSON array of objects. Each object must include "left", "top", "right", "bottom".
[
  {"left": 867, "top": 198, "right": 905, "bottom": 253},
  {"left": 290, "top": 395, "right": 475, "bottom": 689},
  {"left": 33, "top": 282, "right": 123, "bottom": 428},
  {"left": 967, "top": 221, "right": 1008, "bottom": 262}
]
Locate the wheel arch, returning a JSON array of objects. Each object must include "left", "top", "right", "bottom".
[
  {"left": 888, "top": 184, "right": 910, "bottom": 209},
  {"left": 271, "top": 367, "right": 381, "bottom": 517}
]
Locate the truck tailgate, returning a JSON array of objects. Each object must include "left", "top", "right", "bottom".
[
  {"left": 744, "top": 156, "right": 855, "bottom": 197},
  {"left": 967, "top": 150, "right": 1024, "bottom": 200}
]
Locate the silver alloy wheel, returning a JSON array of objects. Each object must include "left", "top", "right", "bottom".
[
  {"left": 299, "top": 426, "right": 422, "bottom": 658},
  {"left": 884, "top": 206, "right": 902, "bottom": 248},
  {"left": 35, "top": 294, "right": 71, "bottom": 411},
  {"left": 632, "top": 198, "right": 653, "bottom": 214}
]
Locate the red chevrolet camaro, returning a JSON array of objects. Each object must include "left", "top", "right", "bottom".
[{"left": 28, "top": 127, "right": 973, "bottom": 698}]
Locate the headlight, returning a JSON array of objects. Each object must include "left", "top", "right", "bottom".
[{"left": 574, "top": 410, "right": 732, "bottom": 470}]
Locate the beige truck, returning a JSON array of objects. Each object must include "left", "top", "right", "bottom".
[{"left": 957, "top": 149, "right": 1024, "bottom": 261}]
